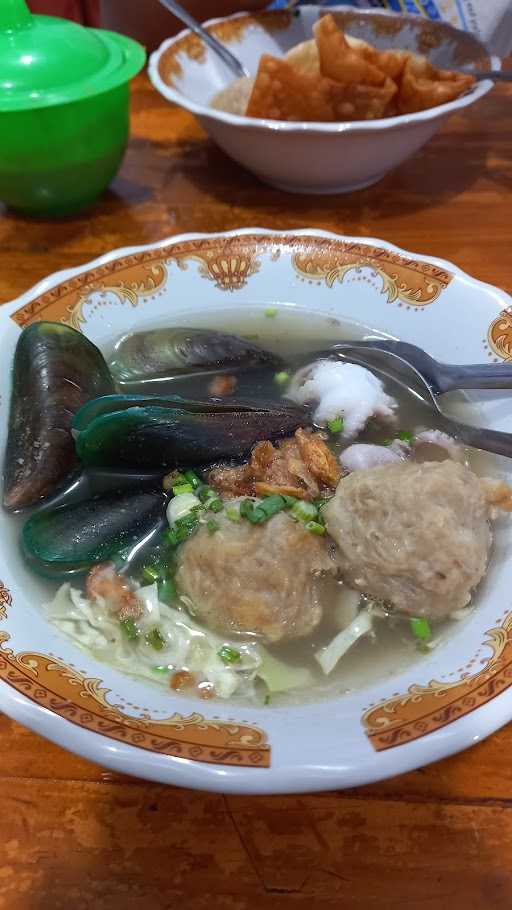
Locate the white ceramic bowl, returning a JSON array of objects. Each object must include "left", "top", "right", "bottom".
[
  {"left": 1, "top": 228, "right": 512, "bottom": 793},
  {"left": 149, "top": 7, "right": 498, "bottom": 194}
]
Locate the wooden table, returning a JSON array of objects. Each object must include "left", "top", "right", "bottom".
[{"left": 1, "top": 73, "right": 512, "bottom": 909}]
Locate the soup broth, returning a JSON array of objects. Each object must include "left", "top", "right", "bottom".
[{"left": 16, "top": 307, "right": 502, "bottom": 706}]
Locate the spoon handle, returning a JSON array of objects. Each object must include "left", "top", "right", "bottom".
[
  {"left": 157, "top": 0, "right": 250, "bottom": 79},
  {"left": 436, "top": 362, "right": 512, "bottom": 393},
  {"left": 442, "top": 416, "right": 512, "bottom": 459},
  {"left": 469, "top": 70, "right": 512, "bottom": 82}
]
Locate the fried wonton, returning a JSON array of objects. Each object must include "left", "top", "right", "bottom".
[
  {"left": 398, "top": 55, "right": 475, "bottom": 114},
  {"left": 315, "top": 14, "right": 412, "bottom": 83},
  {"left": 285, "top": 33, "right": 376, "bottom": 76},
  {"left": 246, "top": 53, "right": 396, "bottom": 122},
  {"left": 324, "top": 73, "right": 397, "bottom": 121},
  {"left": 285, "top": 38, "right": 320, "bottom": 74},
  {"left": 246, "top": 55, "right": 334, "bottom": 122},
  {"left": 313, "top": 14, "right": 387, "bottom": 87},
  {"left": 242, "top": 12, "right": 475, "bottom": 123}
]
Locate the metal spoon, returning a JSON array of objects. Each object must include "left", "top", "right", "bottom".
[
  {"left": 157, "top": 0, "right": 250, "bottom": 79},
  {"left": 328, "top": 344, "right": 512, "bottom": 460},
  {"left": 458, "top": 69, "right": 512, "bottom": 82},
  {"left": 329, "top": 339, "right": 512, "bottom": 395}
]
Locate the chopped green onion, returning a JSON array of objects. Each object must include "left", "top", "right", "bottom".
[
  {"left": 239, "top": 498, "right": 253, "bottom": 517},
  {"left": 208, "top": 498, "right": 224, "bottom": 513},
  {"left": 248, "top": 506, "right": 266, "bottom": 524},
  {"left": 273, "top": 371, "right": 290, "bottom": 386},
  {"left": 305, "top": 520, "right": 326, "bottom": 536},
  {"left": 226, "top": 506, "right": 241, "bottom": 522},
  {"left": 207, "top": 518, "right": 220, "bottom": 534},
  {"left": 183, "top": 470, "right": 201, "bottom": 489},
  {"left": 327, "top": 416, "right": 344, "bottom": 434},
  {"left": 239, "top": 495, "right": 288, "bottom": 525},
  {"left": 314, "top": 497, "right": 330, "bottom": 510},
  {"left": 142, "top": 564, "right": 162, "bottom": 584},
  {"left": 410, "top": 617, "right": 431, "bottom": 642},
  {"left": 166, "top": 512, "right": 199, "bottom": 546},
  {"left": 199, "top": 485, "right": 215, "bottom": 504},
  {"left": 163, "top": 470, "right": 187, "bottom": 491},
  {"left": 397, "top": 431, "right": 413, "bottom": 443},
  {"left": 218, "top": 645, "right": 241, "bottom": 665},
  {"left": 152, "top": 665, "right": 170, "bottom": 675},
  {"left": 240, "top": 498, "right": 257, "bottom": 521},
  {"left": 145, "top": 627, "right": 166, "bottom": 651},
  {"left": 259, "top": 494, "right": 287, "bottom": 519},
  {"left": 179, "top": 512, "right": 200, "bottom": 531},
  {"left": 292, "top": 500, "right": 318, "bottom": 523},
  {"left": 158, "top": 578, "right": 177, "bottom": 604},
  {"left": 172, "top": 482, "right": 194, "bottom": 496},
  {"left": 239, "top": 498, "right": 270, "bottom": 524},
  {"left": 120, "top": 617, "right": 139, "bottom": 641},
  {"left": 264, "top": 307, "right": 277, "bottom": 318},
  {"left": 282, "top": 495, "right": 298, "bottom": 508}
]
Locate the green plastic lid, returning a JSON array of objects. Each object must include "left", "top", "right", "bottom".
[{"left": 0, "top": 0, "right": 146, "bottom": 112}]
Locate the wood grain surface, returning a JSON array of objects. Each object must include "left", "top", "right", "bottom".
[{"left": 1, "top": 73, "right": 512, "bottom": 909}]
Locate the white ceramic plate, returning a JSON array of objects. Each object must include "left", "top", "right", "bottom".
[{"left": 1, "top": 228, "right": 512, "bottom": 794}]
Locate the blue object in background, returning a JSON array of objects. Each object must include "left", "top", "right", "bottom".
[{"left": 267, "top": 0, "right": 444, "bottom": 19}]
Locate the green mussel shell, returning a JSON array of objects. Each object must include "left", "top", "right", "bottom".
[
  {"left": 109, "top": 327, "right": 282, "bottom": 385},
  {"left": 75, "top": 401, "right": 308, "bottom": 469},
  {"left": 22, "top": 489, "right": 166, "bottom": 579},
  {"left": 3, "top": 321, "right": 114, "bottom": 512}
]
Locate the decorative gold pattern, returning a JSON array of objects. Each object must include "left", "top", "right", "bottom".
[
  {"left": 172, "top": 246, "right": 260, "bottom": 291},
  {"left": 11, "top": 234, "right": 452, "bottom": 329},
  {"left": 487, "top": 307, "right": 512, "bottom": 362},
  {"left": 0, "top": 582, "right": 270, "bottom": 767},
  {"left": 0, "top": 582, "right": 12, "bottom": 621},
  {"left": 68, "top": 262, "right": 169, "bottom": 330},
  {"left": 12, "top": 250, "right": 173, "bottom": 329},
  {"left": 363, "top": 612, "right": 512, "bottom": 751},
  {"left": 292, "top": 239, "right": 452, "bottom": 307}
]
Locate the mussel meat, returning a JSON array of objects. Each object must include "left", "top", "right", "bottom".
[
  {"left": 22, "top": 488, "right": 166, "bottom": 579},
  {"left": 3, "top": 322, "right": 114, "bottom": 512},
  {"left": 108, "top": 327, "right": 283, "bottom": 385},
  {"left": 75, "top": 398, "right": 308, "bottom": 469}
]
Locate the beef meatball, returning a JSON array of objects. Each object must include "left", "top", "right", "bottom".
[
  {"left": 175, "top": 507, "right": 338, "bottom": 643},
  {"left": 323, "top": 460, "right": 491, "bottom": 620}
]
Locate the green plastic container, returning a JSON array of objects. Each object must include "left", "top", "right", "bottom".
[{"left": 0, "top": 0, "right": 146, "bottom": 217}]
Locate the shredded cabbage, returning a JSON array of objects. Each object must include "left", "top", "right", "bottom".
[
  {"left": 258, "top": 647, "right": 315, "bottom": 693},
  {"left": 315, "top": 610, "right": 373, "bottom": 675},
  {"left": 45, "top": 583, "right": 313, "bottom": 701}
]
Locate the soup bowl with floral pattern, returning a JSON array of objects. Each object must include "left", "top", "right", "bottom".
[{"left": 0, "top": 228, "right": 511, "bottom": 793}]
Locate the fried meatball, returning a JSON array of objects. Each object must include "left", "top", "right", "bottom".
[
  {"left": 175, "top": 508, "right": 338, "bottom": 643},
  {"left": 323, "top": 460, "right": 491, "bottom": 620}
]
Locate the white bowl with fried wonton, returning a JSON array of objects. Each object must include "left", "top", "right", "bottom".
[{"left": 149, "top": 7, "right": 498, "bottom": 194}]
